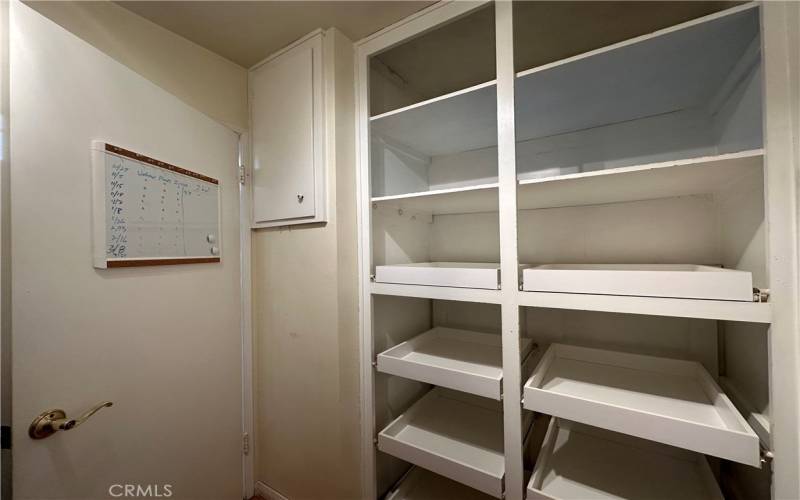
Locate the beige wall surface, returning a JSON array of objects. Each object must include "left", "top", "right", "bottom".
[
  {"left": 252, "top": 28, "right": 360, "bottom": 500},
  {"left": 0, "top": 1, "right": 10, "bottom": 498},
  {"left": 25, "top": 0, "right": 248, "bottom": 132}
]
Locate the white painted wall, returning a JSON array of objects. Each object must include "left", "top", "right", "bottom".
[
  {"left": 371, "top": 205, "right": 432, "bottom": 267},
  {"left": 10, "top": 3, "right": 242, "bottom": 498},
  {"left": 252, "top": 28, "right": 361, "bottom": 500},
  {"left": 24, "top": 0, "right": 248, "bottom": 132},
  {"left": 369, "top": 62, "right": 425, "bottom": 120}
]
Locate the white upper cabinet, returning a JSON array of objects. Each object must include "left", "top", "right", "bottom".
[{"left": 250, "top": 32, "right": 325, "bottom": 227}]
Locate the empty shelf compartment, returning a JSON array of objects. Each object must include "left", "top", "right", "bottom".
[
  {"left": 523, "top": 344, "right": 759, "bottom": 466},
  {"left": 378, "top": 388, "right": 509, "bottom": 497},
  {"left": 378, "top": 327, "right": 533, "bottom": 400},
  {"left": 387, "top": 467, "right": 495, "bottom": 500},
  {"left": 370, "top": 81, "right": 497, "bottom": 158},
  {"left": 528, "top": 419, "right": 723, "bottom": 500},
  {"left": 522, "top": 264, "right": 753, "bottom": 301},
  {"left": 376, "top": 262, "right": 501, "bottom": 289}
]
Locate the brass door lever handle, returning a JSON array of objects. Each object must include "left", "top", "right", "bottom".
[{"left": 29, "top": 401, "right": 113, "bottom": 439}]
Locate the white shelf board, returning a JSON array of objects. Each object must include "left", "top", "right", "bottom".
[
  {"left": 514, "top": 6, "right": 758, "bottom": 143},
  {"left": 517, "top": 291, "right": 771, "bottom": 324},
  {"left": 517, "top": 150, "right": 764, "bottom": 210},
  {"left": 372, "top": 182, "right": 499, "bottom": 215},
  {"left": 375, "top": 262, "right": 501, "bottom": 290},
  {"left": 378, "top": 327, "right": 533, "bottom": 400},
  {"left": 522, "top": 264, "right": 754, "bottom": 302},
  {"left": 378, "top": 388, "right": 507, "bottom": 498},
  {"left": 528, "top": 419, "right": 723, "bottom": 500},
  {"left": 523, "top": 344, "right": 760, "bottom": 467},
  {"left": 387, "top": 467, "right": 494, "bottom": 500},
  {"left": 372, "top": 282, "right": 502, "bottom": 304},
  {"left": 370, "top": 151, "right": 763, "bottom": 217},
  {"left": 370, "top": 80, "right": 497, "bottom": 157}
]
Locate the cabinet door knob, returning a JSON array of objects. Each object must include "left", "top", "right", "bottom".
[{"left": 297, "top": 194, "right": 304, "bottom": 203}]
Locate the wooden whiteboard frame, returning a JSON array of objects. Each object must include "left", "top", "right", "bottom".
[{"left": 90, "top": 140, "right": 222, "bottom": 268}]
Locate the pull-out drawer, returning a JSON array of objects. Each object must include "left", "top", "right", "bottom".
[
  {"left": 375, "top": 262, "right": 501, "bottom": 289},
  {"left": 387, "top": 467, "right": 494, "bottom": 500},
  {"left": 523, "top": 343, "right": 760, "bottom": 466},
  {"left": 377, "top": 327, "right": 533, "bottom": 400},
  {"left": 379, "top": 388, "right": 530, "bottom": 498},
  {"left": 528, "top": 418, "right": 724, "bottom": 500},
  {"left": 522, "top": 264, "right": 753, "bottom": 301}
]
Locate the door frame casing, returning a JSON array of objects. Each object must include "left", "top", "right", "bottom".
[
  {"left": 0, "top": 0, "right": 11, "bottom": 498},
  {"left": 239, "top": 132, "right": 255, "bottom": 500},
  {"left": 761, "top": 3, "right": 800, "bottom": 499}
]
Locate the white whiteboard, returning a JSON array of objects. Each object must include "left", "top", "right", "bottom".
[{"left": 91, "top": 141, "right": 221, "bottom": 268}]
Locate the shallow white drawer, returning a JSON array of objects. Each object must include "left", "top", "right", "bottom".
[
  {"left": 375, "top": 262, "right": 501, "bottom": 289},
  {"left": 522, "top": 264, "right": 753, "bottom": 301},
  {"left": 528, "top": 418, "right": 724, "bottom": 500},
  {"left": 378, "top": 388, "right": 507, "bottom": 498},
  {"left": 387, "top": 467, "right": 494, "bottom": 500},
  {"left": 377, "top": 327, "right": 533, "bottom": 400},
  {"left": 523, "top": 343, "right": 760, "bottom": 466}
]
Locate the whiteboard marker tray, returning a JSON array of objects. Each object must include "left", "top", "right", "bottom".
[
  {"left": 375, "top": 262, "right": 501, "bottom": 289},
  {"left": 378, "top": 388, "right": 507, "bottom": 498},
  {"left": 523, "top": 344, "right": 759, "bottom": 466},
  {"left": 387, "top": 467, "right": 494, "bottom": 500},
  {"left": 521, "top": 264, "right": 753, "bottom": 301},
  {"left": 378, "top": 327, "right": 533, "bottom": 400},
  {"left": 528, "top": 419, "right": 723, "bottom": 500}
]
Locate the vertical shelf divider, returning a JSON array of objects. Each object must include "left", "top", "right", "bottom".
[
  {"left": 495, "top": 3, "right": 524, "bottom": 500},
  {"left": 355, "top": 3, "right": 496, "bottom": 499},
  {"left": 355, "top": 37, "right": 376, "bottom": 500},
  {"left": 761, "top": 3, "right": 800, "bottom": 499}
]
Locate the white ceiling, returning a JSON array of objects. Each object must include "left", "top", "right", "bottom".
[{"left": 115, "top": 1, "right": 435, "bottom": 68}]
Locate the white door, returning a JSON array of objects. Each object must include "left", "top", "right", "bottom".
[{"left": 10, "top": 3, "right": 243, "bottom": 499}]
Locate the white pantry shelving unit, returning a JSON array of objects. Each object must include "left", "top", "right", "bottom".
[{"left": 357, "top": 2, "right": 799, "bottom": 500}]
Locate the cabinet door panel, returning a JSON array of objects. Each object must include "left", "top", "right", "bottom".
[{"left": 251, "top": 37, "right": 320, "bottom": 223}]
